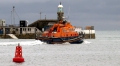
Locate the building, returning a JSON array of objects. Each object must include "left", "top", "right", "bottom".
[
  {"left": 1, "top": 20, "right": 41, "bottom": 35},
  {"left": 28, "top": 2, "right": 65, "bottom": 31},
  {"left": 1, "top": 27, "right": 41, "bottom": 34},
  {"left": 0, "top": 19, "right": 6, "bottom": 27}
]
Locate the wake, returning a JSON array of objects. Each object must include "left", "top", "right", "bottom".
[
  {"left": 0, "top": 39, "right": 91, "bottom": 46},
  {"left": 83, "top": 40, "right": 91, "bottom": 44},
  {"left": 0, "top": 40, "right": 44, "bottom": 46}
]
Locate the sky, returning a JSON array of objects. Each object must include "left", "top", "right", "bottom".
[{"left": 0, "top": 0, "right": 120, "bottom": 30}]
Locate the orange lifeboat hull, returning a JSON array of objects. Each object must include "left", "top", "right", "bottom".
[
  {"left": 36, "top": 20, "right": 84, "bottom": 44},
  {"left": 38, "top": 35, "right": 83, "bottom": 44}
]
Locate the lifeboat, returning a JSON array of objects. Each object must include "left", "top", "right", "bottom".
[{"left": 36, "top": 20, "right": 84, "bottom": 44}]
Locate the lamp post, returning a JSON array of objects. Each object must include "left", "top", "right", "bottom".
[
  {"left": 13, "top": 6, "right": 15, "bottom": 26},
  {"left": 40, "top": 12, "right": 42, "bottom": 20}
]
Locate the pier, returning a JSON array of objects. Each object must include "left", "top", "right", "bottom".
[{"left": 0, "top": 2, "right": 95, "bottom": 39}]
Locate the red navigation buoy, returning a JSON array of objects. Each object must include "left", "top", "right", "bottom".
[{"left": 13, "top": 43, "right": 24, "bottom": 63}]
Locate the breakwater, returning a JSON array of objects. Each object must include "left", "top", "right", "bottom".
[
  {"left": 0, "top": 34, "right": 36, "bottom": 39},
  {"left": 0, "top": 33, "right": 95, "bottom": 39}
]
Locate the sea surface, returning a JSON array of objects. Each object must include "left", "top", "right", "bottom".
[{"left": 0, "top": 31, "right": 120, "bottom": 66}]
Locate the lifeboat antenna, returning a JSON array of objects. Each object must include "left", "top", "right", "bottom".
[{"left": 67, "top": 6, "right": 70, "bottom": 21}]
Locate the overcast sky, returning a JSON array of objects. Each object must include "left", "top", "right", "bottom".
[{"left": 0, "top": 0, "right": 120, "bottom": 30}]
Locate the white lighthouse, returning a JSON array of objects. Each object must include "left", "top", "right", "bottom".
[{"left": 57, "top": 2, "right": 64, "bottom": 21}]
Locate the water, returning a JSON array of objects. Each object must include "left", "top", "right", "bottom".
[{"left": 0, "top": 31, "right": 120, "bottom": 66}]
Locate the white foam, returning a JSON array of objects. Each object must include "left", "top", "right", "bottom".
[
  {"left": 84, "top": 40, "right": 91, "bottom": 44},
  {"left": 20, "top": 40, "right": 44, "bottom": 45},
  {"left": 0, "top": 40, "right": 44, "bottom": 46},
  {"left": 62, "top": 42, "right": 70, "bottom": 44}
]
